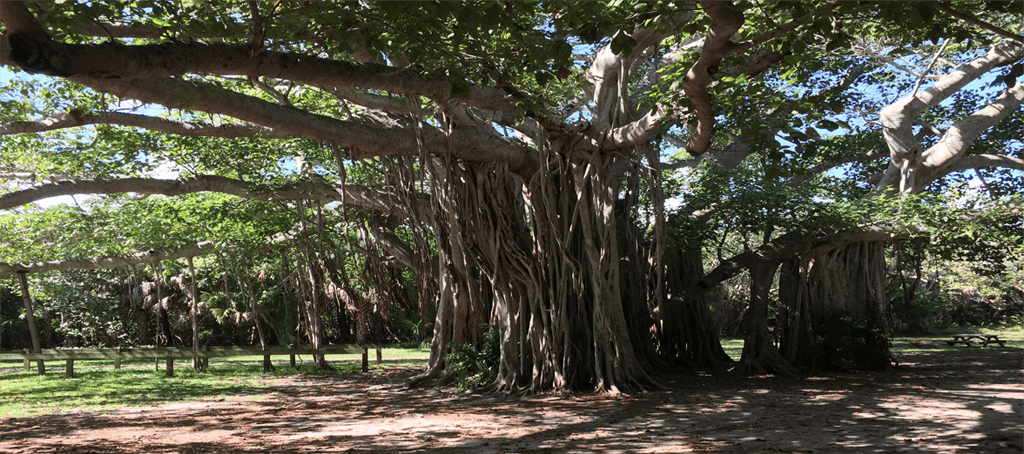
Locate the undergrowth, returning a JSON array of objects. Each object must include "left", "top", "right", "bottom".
[{"left": 445, "top": 325, "right": 500, "bottom": 392}]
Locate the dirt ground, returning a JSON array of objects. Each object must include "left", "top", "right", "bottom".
[{"left": 1, "top": 349, "right": 1021, "bottom": 454}]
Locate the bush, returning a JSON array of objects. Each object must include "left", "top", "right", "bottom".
[
  {"left": 445, "top": 325, "right": 500, "bottom": 391},
  {"left": 809, "top": 308, "right": 894, "bottom": 371}
]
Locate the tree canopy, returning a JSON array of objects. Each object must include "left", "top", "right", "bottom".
[{"left": 2, "top": 1, "right": 1022, "bottom": 392}]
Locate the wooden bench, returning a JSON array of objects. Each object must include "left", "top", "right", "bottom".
[{"left": 946, "top": 334, "right": 1006, "bottom": 347}]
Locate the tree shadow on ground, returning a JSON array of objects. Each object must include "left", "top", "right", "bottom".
[{"left": 0, "top": 350, "right": 1021, "bottom": 453}]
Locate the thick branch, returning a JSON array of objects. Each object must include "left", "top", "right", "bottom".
[
  {"left": 601, "top": 107, "right": 665, "bottom": 149},
  {"left": 0, "top": 110, "right": 294, "bottom": 139},
  {"left": 68, "top": 76, "right": 535, "bottom": 173},
  {"left": 1, "top": 28, "right": 517, "bottom": 113},
  {"left": 879, "top": 41, "right": 1024, "bottom": 161},
  {"left": 0, "top": 175, "right": 412, "bottom": 218},
  {"left": 695, "top": 226, "right": 913, "bottom": 294},
  {"left": 678, "top": 1, "right": 745, "bottom": 155},
  {"left": 586, "top": 11, "right": 696, "bottom": 134},
  {"left": 915, "top": 81, "right": 1024, "bottom": 189},
  {"left": 0, "top": 242, "right": 215, "bottom": 277},
  {"left": 929, "top": 154, "right": 1024, "bottom": 182}
]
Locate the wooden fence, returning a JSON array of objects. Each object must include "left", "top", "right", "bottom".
[{"left": 0, "top": 344, "right": 382, "bottom": 378}]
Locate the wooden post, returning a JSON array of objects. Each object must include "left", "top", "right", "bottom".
[
  {"left": 376, "top": 345, "right": 382, "bottom": 364},
  {"left": 361, "top": 347, "right": 368, "bottom": 373},
  {"left": 166, "top": 354, "right": 174, "bottom": 377},
  {"left": 65, "top": 359, "right": 74, "bottom": 379},
  {"left": 114, "top": 347, "right": 121, "bottom": 370},
  {"left": 290, "top": 344, "right": 296, "bottom": 368},
  {"left": 17, "top": 272, "right": 45, "bottom": 374},
  {"left": 188, "top": 256, "right": 202, "bottom": 372}
]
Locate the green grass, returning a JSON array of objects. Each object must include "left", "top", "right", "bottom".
[
  {"left": 0, "top": 347, "right": 429, "bottom": 419},
  {"left": 0, "top": 366, "right": 275, "bottom": 418},
  {"left": 891, "top": 325, "right": 1024, "bottom": 355},
  {"left": 721, "top": 336, "right": 744, "bottom": 360},
  {"left": 720, "top": 326, "right": 1023, "bottom": 360}
]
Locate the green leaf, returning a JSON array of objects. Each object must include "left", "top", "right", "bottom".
[{"left": 450, "top": 78, "right": 472, "bottom": 98}]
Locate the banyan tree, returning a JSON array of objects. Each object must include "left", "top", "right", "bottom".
[{"left": 2, "top": 1, "right": 1022, "bottom": 392}]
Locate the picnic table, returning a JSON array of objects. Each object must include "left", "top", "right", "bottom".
[{"left": 946, "top": 334, "right": 1006, "bottom": 347}]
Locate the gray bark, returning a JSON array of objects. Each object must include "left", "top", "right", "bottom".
[{"left": 17, "top": 271, "right": 45, "bottom": 373}]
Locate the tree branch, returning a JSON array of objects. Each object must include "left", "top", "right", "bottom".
[
  {"left": 585, "top": 11, "right": 696, "bottom": 136},
  {"left": 877, "top": 40, "right": 1024, "bottom": 191},
  {"left": 732, "top": 1, "right": 842, "bottom": 54},
  {"left": 0, "top": 110, "right": 295, "bottom": 139},
  {"left": 915, "top": 80, "right": 1024, "bottom": 190},
  {"left": 695, "top": 226, "right": 914, "bottom": 295},
  {"left": 931, "top": 153, "right": 1024, "bottom": 180},
  {"left": 0, "top": 242, "right": 216, "bottom": 277},
  {"left": 65, "top": 76, "right": 535, "bottom": 173},
  {"left": 880, "top": 41, "right": 1024, "bottom": 159},
  {"left": 935, "top": 3, "right": 1024, "bottom": 44},
  {"left": 678, "top": 1, "right": 746, "bottom": 155},
  {"left": 0, "top": 175, "right": 413, "bottom": 218},
  {"left": 1, "top": 31, "right": 518, "bottom": 114},
  {"left": 789, "top": 150, "right": 884, "bottom": 186}
]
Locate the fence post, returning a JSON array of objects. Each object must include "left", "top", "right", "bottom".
[
  {"left": 376, "top": 345, "right": 382, "bottom": 364},
  {"left": 290, "top": 344, "right": 296, "bottom": 368},
  {"left": 65, "top": 359, "right": 74, "bottom": 379},
  {"left": 114, "top": 347, "right": 121, "bottom": 370},
  {"left": 165, "top": 353, "right": 174, "bottom": 377},
  {"left": 361, "top": 347, "right": 368, "bottom": 373},
  {"left": 263, "top": 352, "right": 273, "bottom": 372}
]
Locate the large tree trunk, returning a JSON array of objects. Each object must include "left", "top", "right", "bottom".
[
  {"left": 136, "top": 283, "right": 153, "bottom": 346},
  {"left": 187, "top": 256, "right": 203, "bottom": 372},
  {"left": 409, "top": 151, "right": 658, "bottom": 393},
  {"left": 17, "top": 271, "right": 44, "bottom": 374},
  {"left": 575, "top": 159, "right": 654, "bottom": 393},
  {"left": 779, "top": 242, "right": 889, "bottom": 369},
  {"left": 152, "top": 264, "right": 173, "bottom": 346},
  {"left": 409, "top": 168, "right": 488, "bottom": 387},
  {"left": 660, "top": 243, "right": 732, "bottom": 369},
  {"left": 238, "top": 268, "right": 274, "bottom": 372},
  {"left": 615, "top": 172, "right": 661, "bottom": 372},
  {"left": 735, "top": 262, "right": 798, "bottom": 376}
]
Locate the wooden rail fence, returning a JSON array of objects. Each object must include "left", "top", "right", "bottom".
[{"left": 0, "top": 344, "right": 383, "bottom": 378}]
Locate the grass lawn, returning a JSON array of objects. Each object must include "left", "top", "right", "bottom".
[
  {"left": 891, "top": 325, "right": 1024, "bottom": 355},
  {"left": 714, "top": 326, "right": 1023, "bottom": 360},
  {"left": 2, "top": 329, "right": 1020, "bottom": 419},
  {"left": 0, "top": 345, "right": 429, "bottom": 418}
]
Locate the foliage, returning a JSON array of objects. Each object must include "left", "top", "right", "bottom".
[
  {"left": 0, "top": 284, "right": 30, "bottom": 350},
  {"left": 1, "top": 0, "right": 1022, "bottom": 389},
  {"left": 445, "top": 325, "right": 500, "bottom": 392},
  {"left": 807, "top": 308, "right": 894, "bottom": 371}
]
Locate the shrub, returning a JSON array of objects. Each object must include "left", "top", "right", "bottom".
[
  {"left": 445, "top": 325, "right": 500, "bottom": 391},
  {"left": 809, "top": 308, "right": 894, "bottom": 371}
]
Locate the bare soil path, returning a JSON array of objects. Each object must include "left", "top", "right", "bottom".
[{"left": 1, "top": 350, "right": 1021, "bottom": 453}]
